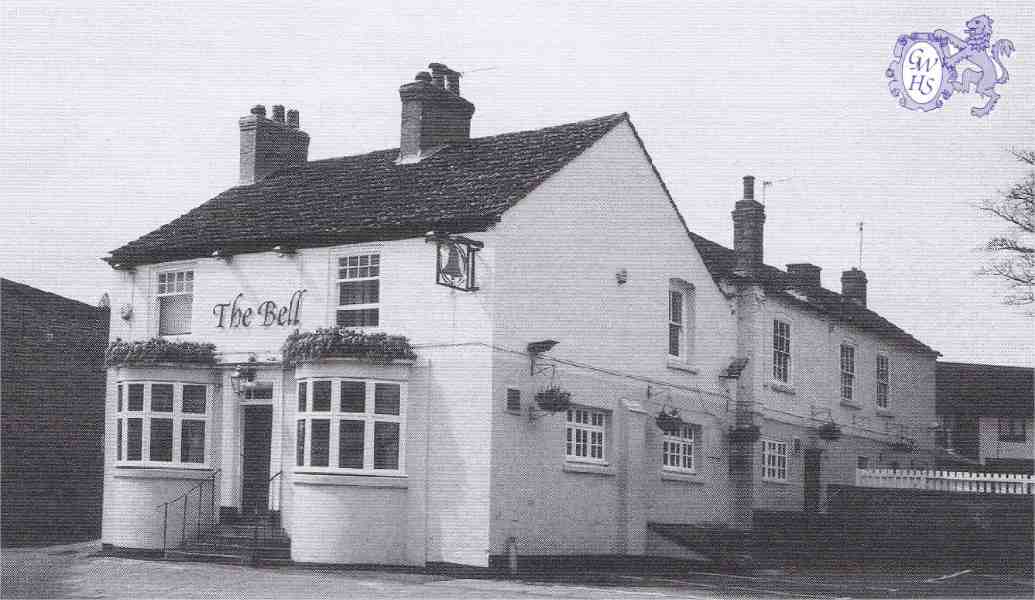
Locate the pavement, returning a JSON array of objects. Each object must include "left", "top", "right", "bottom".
[{"left": 2, "top": 540, "right": 1032, "bottom": 599}]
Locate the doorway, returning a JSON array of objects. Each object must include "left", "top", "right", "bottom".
[
  {"left": 803, "top": 448, "right": 822, "bottom": 512},
  {"left": 241, "top": 405, "right": 273, "bottom": 515}
]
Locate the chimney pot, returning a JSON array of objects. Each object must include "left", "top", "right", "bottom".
[
  {"left": 429, "top": 62, "right": 448, "bottom": 88},
  {"left": 239, "top": 104, "right": 310, "bottom": 184},
  {"left": 272, "top": 104, "right": 285, "bottom": 122},
  {"left": 786, "top": 263, "right": 822, "bottom": 288},
  {"left": 286, "top": 109, "right": 299, "bottom": 128},
  {"left": 415, "top": 71, "right": 432, "bottom": 82},
  {"left": 250, "top": 104, "right": 267, "bottom": 117},
  {"left": 841, "top": 268, "right": 868, "bottom": 307},
  {"left": 743, "top": 175, "right": 756, "bottom": 200},
  {"left": 398, "top": 62, "right": 475, "bottom": 162}
]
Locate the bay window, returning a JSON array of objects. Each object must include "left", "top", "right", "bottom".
[
  {"left": 296, "top": 378, "right": 405, "bottom": 474},
  {"left": 116, "top": 381, "right": 209, "bottom": 466}
]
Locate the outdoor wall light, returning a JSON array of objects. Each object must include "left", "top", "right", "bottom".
[
  {"left": 229, "top": 366, "right": 257, "bottom": 394},
  {"left": 211, "top": 249, "right": 233, "bottom": 263},
  {"left": 527, "top": 339, "right": 559, "bottom": 375}
]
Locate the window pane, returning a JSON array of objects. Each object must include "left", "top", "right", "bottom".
[
  {"left": 339, "top": 280, "right": 379, "bottom": 305},
  {"left": 374, "top": 422, "right": 400, "bottom": 470},
  {"left": 669, "top": 324, "right": 681, "bottom": 356},
  {"left": 670, "top": 291, "right": 682, "bottom": 323},
  {"left": 181, "top": 420, "right": 205, "bottom": 463},
  {"left": 298, "top": 382, "right": 307, "bottom": 412},
  {"left": 336, "top": 308, "right": 379, "bottom": 327},
  {"left": 338, "top": 420, "right": 365, "bottom": 469},
  {"left": 151, "top": 384, "right": 174, "bottom": 412},
  {"left": 506, "top": 389, "right": 521, "bottom": 412},
  {"left": 127, "top": 418, "right": 142, "bottom": 460},
  {"left": 310, "top": 420, "right": 330, "bottom": 466},
  {"left": 340, "top": 381, "right": 365, "bottom": 412},
  {"left": 158, "top": 294, "right": 193, "bottom": 335},
  {"left": 375, "top": 383, "right": 400, "bottom": 415},
  {"left": 150, "top": 418, "right": 173, "bottom": 461},
  {"left": 296, "top": 420, "right": 305, "bottom": 466},
  {"left": 245, "top": 385, "right": 273, "bottom": 400},
  {"left": 183, "top": 385, "right": 206, "bottom": 413},
  {"left": 117, "top": 419, "right": 123, "bottom": 460},
  {"left": 128, "top": 384, "right": 144, "bottom": 411},
  {"left": 117, "top": 385, "right": 123, "bottom": 412},
  {"left": 312, "top": 381, "right": 332, "bottom": 411}
]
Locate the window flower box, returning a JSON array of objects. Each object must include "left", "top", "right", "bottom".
[
  {"left": 282, "top": 328, "right": 416, "bottom": 366},
  {"left": 818, "top": 422, "right": 842, "bottom": 441},
  {"left": 105, "top": 338, "right": 217, "bottom": 368},
  {"left": 534, "top": 386, "right": 572, "bottom": 413},
  {"left": 728, "top": 424, "right": 761, "bottom": 443},
  {"left": 889, "top": 438, "right": 916, "bottom": 453}
]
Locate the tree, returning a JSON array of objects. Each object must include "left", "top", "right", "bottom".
[{"left": 980, "top": 149, "right": 1035, "bottom": 310}]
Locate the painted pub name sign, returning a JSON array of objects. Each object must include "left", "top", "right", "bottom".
[{"left": 213, "top": 290, "right": 306, "bottom": 328}]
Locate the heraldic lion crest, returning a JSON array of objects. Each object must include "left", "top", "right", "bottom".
[{"left": 934, "top": 15, "right": 1015, "bottom": 117}]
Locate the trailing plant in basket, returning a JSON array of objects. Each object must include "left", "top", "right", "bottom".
[
  {"left": 655, "top": 409, "right": 685, "bottom": 435},
  {"left": 818, "top": 421, "right": 842, "bottom": 441},
  {"left": 534, "top": 385, "right": 572, "bottom": 413},
  {"left": 105, "top": 338, "right": 217, "bottom": 367},
  {"left": 281, "top": 328, "right": 417, "bottom": 365}
]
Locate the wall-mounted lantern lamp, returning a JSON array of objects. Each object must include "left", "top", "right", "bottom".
[
  {"left": 527, "top": 339, "right": 559, "bottom": 375},
  {"left": 229, "top": 365, "right": 257, "bottom": 394},
  {"left": 425, "top": 232, "right": 482, "bottom": 291},
  {"left": 211, "top": 249, "right": 233, "bottom": 263}
]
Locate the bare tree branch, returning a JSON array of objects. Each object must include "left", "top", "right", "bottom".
[{"left": 980, "top": 148, "right": 1035, "bottom": 310}]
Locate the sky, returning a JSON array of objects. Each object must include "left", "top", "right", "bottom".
[{"left": 2, "top": 1, "right": 1033, "bottom": 367}]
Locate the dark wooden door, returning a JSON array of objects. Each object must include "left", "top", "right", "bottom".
[
  {"left": 803, "top": 448, "right": 822, "bottom": 512},
  {"left": 241, "top": 405, "right": 273, "bottom": 515}
]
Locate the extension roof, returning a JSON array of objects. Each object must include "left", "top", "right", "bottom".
[
  {"left": 936, "top": 361, "right": 1034, "bottom": 418},
  {"left": 107, "top": 113, "right": 629, "bottom": 266},
  {"left": 688, "top": 233, "right": 938, "bottom": 355}
]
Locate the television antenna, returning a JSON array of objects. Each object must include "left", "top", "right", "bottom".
[
  {"left": 857, "top": 221, "right": 864, "bottom": 268},
  {"left": 761, "top": 177, "right": 793, "bottom": 203}
]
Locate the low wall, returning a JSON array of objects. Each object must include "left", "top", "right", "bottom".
[{"left": 754, "top": 485, "right": 1033, "bottom": 572}]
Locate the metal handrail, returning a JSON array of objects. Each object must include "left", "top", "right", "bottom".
[
  {"left": 158, "top": 469, "right": 221, "bottom": 556},
  {"left": 267, "top": 470, "right": 283, "bottom": 514}
]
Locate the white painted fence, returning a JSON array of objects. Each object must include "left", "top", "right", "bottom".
[{"left": 855, "top": 468, "right": 1034, "bottom": 495}]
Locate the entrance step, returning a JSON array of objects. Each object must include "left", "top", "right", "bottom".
[{"left": 165, "top": 516, "right": 292, "bottom": 565}]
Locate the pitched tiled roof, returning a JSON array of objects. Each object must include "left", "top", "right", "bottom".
[
  {"left": 936, "top": 362, "right": 1034, "bottom": 417},
  {"left": 108, "top": 113, "right": 629, "bottom": 265},
  {"left": 688, "top": 233, "right": 938, "bottom": 355}
]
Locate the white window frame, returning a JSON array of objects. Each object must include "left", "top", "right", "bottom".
[
  {"left": 772, "top": 319, "right": 792, "bottom": 384},
  {"left": 875, "top": 354, "right": 890, "bottom": 410},
  {"left": 761, "top": 439, "right": 788, "bottom": 482},
  {"left": 155, "top": 268, "right": 195, "bottom": 336},
  {"left": 998, "top": 417, "right": 1027, "bottom": 443},
  {"left": 565, "top": 407, "right": 608, "bottom": 464},
  {"left": 295, "top": 378, "right": 406, "bottom": 476},
  {"left": 668, "top": 280, "right": 695, "bottom": 362},
  {"left": 335, "top": 252, "right": 381, "bottom": 329},
  {"left": 662, "top": 423, "right": 696, "bottom": 473},
  {"left": 840, "top": 343, "right": 856, "bottom": 403},
  {"left": 116, "top": 381, "right": 211, "bottom": 469}
]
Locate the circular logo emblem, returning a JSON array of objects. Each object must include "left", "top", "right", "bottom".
[{"left": 886, "top": 33, "right": 955, "bottom": 112}]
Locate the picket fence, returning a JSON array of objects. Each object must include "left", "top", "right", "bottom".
[{"left": 855, "top": 468, "right": 1034, "bottom": 495}]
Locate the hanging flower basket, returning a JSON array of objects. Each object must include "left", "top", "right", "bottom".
[
  {"left": 282, "top": 328, "right": 416, "bottom": 365},
  {"left": 728, "top": 424, "right": 761, "bottom": 443},
  {"left": 889, "top": 438, "right": 916, "bottom": 453},
  {"left": 655, "top": 409, "right": 685, "bottom": 435},
  {"left": 818, "top": 422, "right": 842, "bottom": 441},
  {"left": 534, "top": 385, "right": 572, "bottom": 413},
  {"left": 105, "top": 338, "right": 217, "bottom": 367}
]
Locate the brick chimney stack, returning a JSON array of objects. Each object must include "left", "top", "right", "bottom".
[
  {"left": 732, "top": 175, "right": 766, "bottom": 277},
  {"left": 841, "top": 268, "right": 868, "bottom": 306},
  {"left": 397, "top": 62, "right": 475, "bottom": 163},
  {"left": 787, "top": 263, "right": 822, "bottom": 288},
  {"left": 239, "top": 103, "right": 310, "bottom": 185}
]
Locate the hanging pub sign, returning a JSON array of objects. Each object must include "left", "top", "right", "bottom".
[
  {"left": 213, "top": 289, "right": 306, "bottom": 328},
  {"left": 426, "top": 232, "right": 482, "bottom": 292}
]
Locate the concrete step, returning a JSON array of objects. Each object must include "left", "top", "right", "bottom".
[
  {"left": 184, "top": 542, "right": 291, "bottom": 559},
  {"left": 199, "top": 533, "right": 290, "bottom": 546},
  {"left": 165, "top": 550, "right": 247, "bottom": 565}
]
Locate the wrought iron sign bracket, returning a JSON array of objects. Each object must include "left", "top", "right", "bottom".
[{"left": 425, "top": 232, "right": 483, "bottom": 292}]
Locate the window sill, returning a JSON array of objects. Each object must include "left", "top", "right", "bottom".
[
  {"left": 114, "top": 466, "right": 214, "bottom": 480},
  {"left": 839, "top": 400, "right": 862, "bottom": 410},
  {"left": 563, "top": 461, "right": 615, "bottom": 476},
  {"left": 998, "top": 438, "right": 1027, "bottom": 444},
  {"left": 293, "top": 473, "right": 408, "bottom": 488},
  {"left": 761, "top": 478, "right": 792, "bottom": 486},
  {"left": 661, "top": 470, "right": 704, "bottom": 484},
  {"left": 666, "top": 359, "right": 699, "bottom": 375},
  {"left": 768, "top": 381, "right": 796, "bottom": 395},
  {"left": 875, "top": 408, "right": 894, "bottom": 417}
]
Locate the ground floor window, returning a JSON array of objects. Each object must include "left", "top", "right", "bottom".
[
  {"left": 761, "top": 439, "right": 788, "bottom": 481},
  {"left": 565, "top": 407, "right": 607, "bottom": 463},
  {"left": 116, "top": 381, "right": 209, "bottom": 466},
  {"left": 998, "top": 417, "right": 1027, "bottom": 443},
  {"left": 295, "top": 378, "right": 405, "bottom": 475},
  {"left": 662, "top": 423, "right": 696, "bottom": 473}
]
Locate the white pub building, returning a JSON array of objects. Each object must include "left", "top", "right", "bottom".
[{"left": 101, "top": 63, "right": 939, "bottom": 568}]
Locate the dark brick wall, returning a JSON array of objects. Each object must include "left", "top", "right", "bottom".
[{"left": 1, "top": 279, "right": 109, "bottom": 545}]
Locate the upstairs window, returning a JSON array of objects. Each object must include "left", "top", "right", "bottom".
[
  {"left": 565, "top": 407, "right": 607, "bottom": 464},
  {"left": 157, "top": 270, "right": 194, "bottom": 335},
  {"left": 840, "top": 344, "right": 855, "bottom": 403},
  {"left": 875, "top": 354, "right": 890, "bottom": 409},
  {"left": 762, "top": 439, "right": 788, "bottom": 481},
  {"left": 668, "top": 282, "right": 695, "bottom": 361},
  {"left": 662, "top": 423, "right": 696, "bottom": 473},
  {"left": 998, "top": 418, "right": 1027, "bottom": 443},
  {"left": 337, "top": 254, "right": 380, "bottom": 328},
  {"left": 772, "top": 320, "right": 791, "bottom": 383}
]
